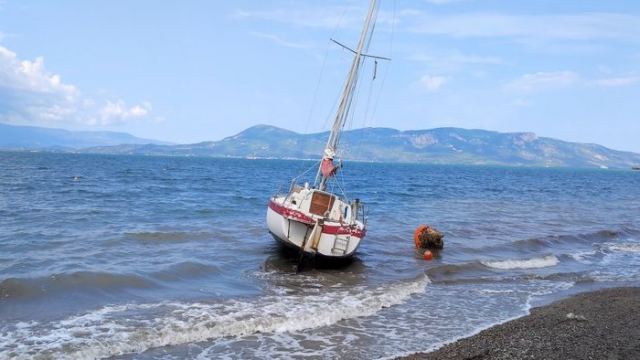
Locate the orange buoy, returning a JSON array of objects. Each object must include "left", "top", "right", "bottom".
[
  {"left": 414, "top": 225, "right": 429, "bottom": 248},
  {"left": 423, "top": 250, "right": 433, "bottom": 260},
  {"left": 414, "top": 224, "right": 444, "bottom": 250}
]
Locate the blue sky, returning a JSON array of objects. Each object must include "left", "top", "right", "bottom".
[{"left": 0, "top": 0, "right": 639, "bottom": 152}]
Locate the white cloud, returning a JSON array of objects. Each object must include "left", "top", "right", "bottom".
[
  {"left": 235, "top": 5, "right": 640, "bottom": 45},
  {"left": 95, "top": 100, "right": 152, "bottom": 125},
  {"left": 505, "top": 71, "right": 579, "bottom": 93},
  {"left": 425, "top": 0, "right": 471, "bottom": 4},
  {"left": 0, "top": 44, "right": 153, "bottom": 127},
  {"left": 594, "top": 76, "right": 640, "bottom": 87},
  {"left": 505, "top": 71, "right": 639, "bottom": 93},
  {"left": 419, "top": 74, "right": 447, "bottom": 91},
  {"left": 250, "top": 31, "right": 311, "bottom": 49},
  {"left": 446, "top": 54, "right": 503, "bottom": 65},
  {"left": 0, "top": 45, "right": 79, "bottom": 123},
  {"left": 514, "top": 98, "right": 532, "bottom": 107},
  {"left": 408, "top": 50, "right": 503, "bottom": 73},
  {"left": 409, "top": 52, "right": 503, "bottom": 65},
  {"left": 233, "top": 5, "right": 399, "bottom": 31},
  {"left": 233, "top": 7, "right": 359, "bottom": 29},
  {"left": 407, "top": 12, "right": 640, "bottom": 42},
  {"left": 0, "top": 46, "right": 76, "bottom": 97}
]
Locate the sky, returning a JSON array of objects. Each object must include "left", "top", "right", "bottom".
[{"left": 0, "top": 0, "right": 639, "bottom": 152}]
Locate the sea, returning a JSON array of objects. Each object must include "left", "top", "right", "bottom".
[{"left": 1, "top": 151, "right": 639, "bottom": 359}]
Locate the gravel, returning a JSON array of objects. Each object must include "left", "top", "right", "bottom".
[{"left": 398, "top": 287, "right": 640, "bottom": 360}]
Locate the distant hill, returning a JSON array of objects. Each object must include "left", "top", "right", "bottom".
[
  {"left": 0, "top": 123, "right": 168, "bottom": 150},
  {"left": 78, "top": 124, "right": 640, "bottom": 169}
]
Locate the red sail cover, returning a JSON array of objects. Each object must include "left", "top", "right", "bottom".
[{"left": 321, "top": 159, "right": 337, "bottom": 178}]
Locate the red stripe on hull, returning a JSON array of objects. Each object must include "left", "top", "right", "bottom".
[
  {"left": 268, "top": 199, "right": 366, "bottom": 238},
  {"left": 268, "top": 199, "right": 314, "bottom": 225},
  {"left": 321, "top": 225, "right": 366, "bottom": 238}
]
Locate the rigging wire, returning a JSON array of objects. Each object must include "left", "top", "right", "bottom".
[
  {"left": 287, "top": 5, "right": 351, "bottom": 189},
  {"left": 361, "top": 0, "right": 396, "bottom": 175},
  {"left": 334, "top": 0, "right": 387, "bottom": 196},
  {"left": 335, "top": 163, "right": 349, "bottom": 203},
  {"left": 321, "top": 57, "right": 349, "bottom": 133},
  {"left": 367, "top": 0, "right": 396, "bottom": 127},
  {"left": 280, "top": 159, "right": 321, "bottom": 199},
  {"left": 345, "top": 0, "right": 392, "bottom": 166},
  {"left": 335, "top": 0, "right": 380, "bottom": 149},
  {"left": 334, "top": 1, "right": 379, "bottom": 200},
  {"left": 305, "top": 5, "right": 350, "bottom": 136},
  {"left": 303, "top": 42, "right": 331, "bottom": 137},
  {"left": 318, "top": 1, "right": 389, "bottom": 194}
]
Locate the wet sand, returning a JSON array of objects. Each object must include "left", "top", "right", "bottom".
[{"left": 399, "top": 287, "right": 640, "bottom": 360}]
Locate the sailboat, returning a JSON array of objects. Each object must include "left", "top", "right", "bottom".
[{"left": 266, "top": 0, "right": 383, "bottom": 260}]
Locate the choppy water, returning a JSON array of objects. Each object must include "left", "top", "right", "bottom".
[{"left": 1, "top": 152, "right": 639, "bottom": 359}]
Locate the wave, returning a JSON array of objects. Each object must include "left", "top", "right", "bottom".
[
  {"left": 150, "top": 261, "right": 220, "bottom": 282},
  {"left": 481, "top": 255, "right": 559, "bottom": 270},
  {"left": 426, "top": 262, "right": 488, "bottom": 281},
  {"left": 607, "top": 243, "right": 640, "bottom": 253},
  {"left": 0, "top": 271, "right": 155, "bottom": 300},
  {"left": 0, "top": 275, "right": 429, "bottom": 359},
  {"left": 568, "top": 250, "right": 598, "bottom": 262},
  {"left": 477, "top": 289, "right": 515, "bottom": 295},
  {"left": 450, "top": 229, "right": 626, "bottom": 263},
  {"left": 507, "top": 229, "right": 622, "bottom": 251},
  {"left": 568, "top": 241, "right": 640, "bottom": 263},
  {"left": 426, "top": 257, "right": 564, "bottom": 285},
  {"left": 526, "top": 271, "right": 595, "bottom": 284},
  {"left": 1, "top": 262, "right": 220, "bottom": 300},
  {"left": 125, "top": 231, "right": 214, "bottom": 242}
]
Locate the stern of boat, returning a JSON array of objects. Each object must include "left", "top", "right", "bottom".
[{"left": 266, "top": 191, "right": 366, "bottom": 258}]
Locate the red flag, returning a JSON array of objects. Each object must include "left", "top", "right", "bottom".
[{"left": 321, "top": 158, "right": 337, "bottom": 178}]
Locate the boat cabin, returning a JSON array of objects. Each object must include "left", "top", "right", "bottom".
[{"left": 287, "top": 186, "right": 355, "bottom": 224}]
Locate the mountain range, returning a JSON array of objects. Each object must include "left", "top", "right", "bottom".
[
  {"left": 1, "top": 122, "right": 639, "bottom": 169},
  {"left": 0, "top": 123, "right": 168, "bottom": 149}
]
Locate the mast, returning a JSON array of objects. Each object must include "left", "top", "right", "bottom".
[{"left": 315, "top": 0, "right": 378, "bottom": 191}]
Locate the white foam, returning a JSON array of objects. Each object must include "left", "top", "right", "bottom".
[
  {"left": 0, "top": 275, "right": 429, "bottom": 360},
  {"left": 568, "top": 250, "right": 597, "bottom": 262},
  {"left": 478, "top": 289, "right": 515, "bottom": 295},
  {"left": 607, "top": 243, "right": 640, "bottom": 253},
  {"left": 379, "top": 280, "right": 575, "bottom": 360},
  {"left": 481, "top": 255, "right": 559, "bottom": 270}
]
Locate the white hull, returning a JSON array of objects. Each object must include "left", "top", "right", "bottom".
[
  {"left": 266, "top": 191, "right": 365, "bottom": 258},
  {"left": 265, "top": 0, "right": 378, "bottom": 260}
]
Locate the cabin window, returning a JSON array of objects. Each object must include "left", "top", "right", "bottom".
[
  {"left": 343, "top": 205, "right": 351, "bottom": 222},
  {"left": 309, "top": 191, "right": 335, "bottom": 216}
]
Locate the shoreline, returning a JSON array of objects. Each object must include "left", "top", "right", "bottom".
[
  {"left": 397, "top": 287, "right": 640, "bottom": 360},
  {"left": 2, "top": 150, "right": 635, "bottom": 171}
]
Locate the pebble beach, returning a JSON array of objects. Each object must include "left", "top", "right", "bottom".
[{"left": 399, "top": 287, "right": 640, "bottom": 360}]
